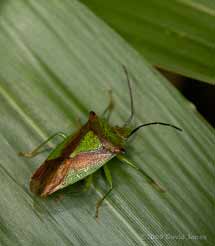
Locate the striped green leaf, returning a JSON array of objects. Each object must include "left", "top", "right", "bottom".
[
  {"left": 0, "top": 1, "right": 213, "bottom": 245},
  {"left": 81, "top": 0, "right": 215, "bottom": 84}
]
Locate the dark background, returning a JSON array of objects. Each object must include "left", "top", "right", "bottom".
[{"left": 159, "top": 69, "right": 215, "bottom": 127}]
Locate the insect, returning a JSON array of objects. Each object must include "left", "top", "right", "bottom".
[{"left": 19, "top": 66, "right": 182, "bottom": 218}]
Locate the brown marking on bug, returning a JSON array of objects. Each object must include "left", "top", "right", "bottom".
[
  {"left": 68, "top": 148, "right": 113, "bottom": 170},
  {"left": 88, "top": 112, "right": 124, "bottom": 154},
  {"left": 30, "top": 157, "right": 69, "bottom": 196},
  {"left": 30, "top": 112, "right": 125, "bottom": 197},
  {"left": 61, "top": 112, "right": 124, "bottom": 158},
  {"left": 60, "top": 122, "right": 90, "bottom": 158},
  {"left": 31, "top": 148, "right": 113, "bottom": 196}
]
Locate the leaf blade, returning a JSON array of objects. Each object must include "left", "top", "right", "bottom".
[
  {"left": 0, "top": 0, "right": 214, "bottom": 245},
  {"left": 81, "top": 0, "right": 215, "bottom": 84}
]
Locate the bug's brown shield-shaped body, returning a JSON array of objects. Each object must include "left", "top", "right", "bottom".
[{"left": 30, "top": 111, "right": 130, "bottom": 197}]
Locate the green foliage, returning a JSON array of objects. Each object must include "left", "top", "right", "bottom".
[
  {"left": 81, "top": 0, "right": 215, "bottom": 84},
  {"left": 0, "top": 0, "right": 213, "bottom": 245}
]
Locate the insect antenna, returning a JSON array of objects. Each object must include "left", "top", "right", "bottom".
[
  {"left": 128, "top": 122, "right": 182, "bottom": 138},
  {"left": 122, "top": 65, "right": 134, "bottom": 127}
]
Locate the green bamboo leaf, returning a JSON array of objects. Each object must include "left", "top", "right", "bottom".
[
  {"left": 0, "top": 0, "right": 213, "bottom": 245},
  {"left": 81, "top": 0, "right": 215, "bottom": 84}
]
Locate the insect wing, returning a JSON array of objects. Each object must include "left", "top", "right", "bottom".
[
  {"left": 30, "top": 130, "right": 115, "bottom": 196},
  {"left": 30, "top": 157, "right": 68, "bottom": 196},
  {"left": 61, "top": 148, "right": 114, "bottom": 189}
]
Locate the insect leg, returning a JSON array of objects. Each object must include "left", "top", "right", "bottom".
[
  {"left": 18, "top": 132, "right": 67, "bottom": 158},
  {"left": 117, "top": 154, "right": 165, "bottom": 192},
  {"left": 101, "top": 89, "right": 114, "bottom": 121},
  {"left": 82, "top": 174, "right": 93, "bottom": 192},
  {"left": 71, "top": 175, "right": 93, "bottom": 194},
  {"left": 96, "top": 165, "right": 113, "bottom": 219}
]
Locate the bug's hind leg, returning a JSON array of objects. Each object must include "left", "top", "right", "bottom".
[
  {"left": 18, "top": 132, "right": 67, "bottom": 158},
  {"left": 102, "top": 89, "right": 114, "bottom": 121},
  {"left": 81, "top": 174, "right": 93, "bottom": 192},
  {"left": 70, "top": 175, "right": 93, "bottom": 194},
  {"left": 96, "top": 165, "right": 113, "bottom": 219}
]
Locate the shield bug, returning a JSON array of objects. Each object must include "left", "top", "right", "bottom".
[{"left": 19, "top": 66, "right": 182, "bottom": 218}]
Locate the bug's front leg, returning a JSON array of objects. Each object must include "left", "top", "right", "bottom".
[
  {"left": 117, "top": 154, "right": 165, "bottom": 192},
  {"left": 18, "top": 132, "right": 67, "bottom": 158},
  {"left": 96, "top": 165, "right": 113, "bottom": 219}
]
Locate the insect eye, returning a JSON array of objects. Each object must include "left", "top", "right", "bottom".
[
  {"left": 90, "top": 111, "right": 96, "bottom": 116},
  {"left": 89, "top": 111, "right": 97, "bottom": 121},
  {"left": 120, "top": 148, "right": 126, "bottom": 154}
]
